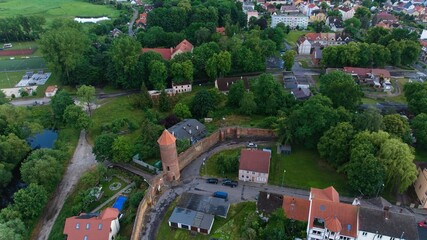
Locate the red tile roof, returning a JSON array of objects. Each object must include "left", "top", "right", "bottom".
[
  {"left": 309, "top": 199, "right": 358, "bottom": 237},
  {"left": 136, "top": 13, "right": 147, "bottom": 25},
  {"left": 45, "top": 85, "right": 57, "bottom": 93},
  {"left": 174, "top": 39, "right": 193, "bottom": 54},
  {"left": 282, "top": 196, "right": 310, "bottom": 221},
  {"left": 216, "top": 27, "right": 225, "bottom": 35},
  {"left": 311, "top": 186, "right": 339, "bottom": 202},
  {"left": 63, "top": 208, "right": 119, "bottom": 240},
  {"left": 142, "top": 48, "right": 173, "bottom": 60},
  {"left": 157, "top": 129, "right": 176, "bottom": 145},
  {"left": 239, "top": 149, "right": 271, "bottom": 174},
  {"left": 343, "top": 67, "right": 391, "bottom": 78}
]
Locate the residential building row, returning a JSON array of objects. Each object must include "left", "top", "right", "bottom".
[{"left": 257, "top": 186, "right": 419, "bottom": 240}]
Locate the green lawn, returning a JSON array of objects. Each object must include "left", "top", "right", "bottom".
[
  {"left": 0, "top": 57, "right": 46, "bottom": 71},
  {"left": 88, "top": 95, "right": 146, "bottom": 142},
  {"left": 284, "top": 30, "right": 308, "bottom": 46},
  {"left": 268, "top": 145, "right": 349, "bottom": 195},
  {"left": 0, "top": 0, "right": 119, "bottom": 23},
  {"left": 157, "top": 200, "right": 255, "bottom": 240},
  {"left": 200, "top": 148, "right": 241, "bottom": 180},
  {"left": 0, "top": 71, "right": 26, "bottom": 88}
]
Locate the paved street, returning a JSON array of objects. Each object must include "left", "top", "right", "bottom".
[{"left": 10, "top": 97, "right": 50, "bottom": 106}]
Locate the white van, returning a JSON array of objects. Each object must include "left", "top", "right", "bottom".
[{"left": 3, "top": 43, "right": 12, "bottom": 48}]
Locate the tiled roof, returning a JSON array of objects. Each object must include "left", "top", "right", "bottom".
[
  {"left": 257, "top": 191, "right": 284, "bottom": 214},
  {"left": 216, "top": 27, "right": 225, "bottom": 34},
  {"left": 283, "top": 196, "right": 310, "bottom": 221},
  {"left": 63, "top": 208, "right": 119, "bottom": 240},
  {"left": 310, "top": 186, "right": 339, "bottom": 202},
  {"left": 309, "top": 199, "right": 358, "bottom": 237},
  {"left": 215, "top": 77, "right": 250, "bottom": 92},
  {"left": 136, "top": 13, "right": 147, "bottom": 25},
  {"left": 157, "top": 129, "right": 176, "bottom": 145},
  {"left": 239, "top": 149, "right": 271, "bottom": 174},
  {"left": 174, "top": 39, "right": 193, "bottom": 54},
  {"left": 45, "top": 85, "right": 57, "bottom": 93},
  {"left": 142, "top": 48, "right": 172, "bottom": 60},
  {"left": 343, "top": 67, "right": 391, "bottom": 78}
]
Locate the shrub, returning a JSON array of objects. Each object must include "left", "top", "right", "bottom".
[
  {"left": 20, "top": 91, "right": 29, "bottom": 97},
  {"left": 129, "top": 191, "right": 145, "bottom": 208},
  {"left": 11, "top": 94, "right": 15, "bottom": 98}
]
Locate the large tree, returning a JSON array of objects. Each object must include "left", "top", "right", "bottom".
[
  {"left": 51, "top": 90, "right": 74, "bottom": 123},
  {"left": 404, "top": 82, "right": 427, "bottom": 115},
  {"left": 227, "top": 80, "right": 246, "bottom": 108},
  {"left": 239, "top": 92, "right": 257, "bottom": 116},
  {"left": 190, "top": 89, "right": 217, "bottom": 119},
  {"left": 320, "top": 71, "right": 363, "bottom": 110},
  {"left": 354, "top": 107, "right": 383, "bottom": 132},
  {"left": 38, "top": 21, "right": 89, "bottom": 83},
  {"left": 20, "top": 151, "right": 62, "bottom": 191},
  {"left": 149, "top": 60, "right": 167, "bottom": 90},
  {"left": 136, "top": 119, "right": 163, "bottom": 159},
  {"left": 108, "top": 36, "right": 141, "bottom": 88},
  {"left": 282, "top": 50, "right": 295, "bottom": 71},
  {"left": 13, "top": 184, "right": 47, "bottom": 219},
  {"left": 63, "top": 105, "right": 91, "bottom": 130},
  {"left": 93, "top": 133, "right": 116, "bottom": 162},
  {"left": 318, "top": 122, "right": 355, "bottom": 168},
  {"left": 206, "top": 51, "right": 232, "bottom": 80},
  {"left": 173, "top": 103, "right": 192, "bottom": 119},
  {"left": 111, "top": 136, "right": 133, "bottom": 163},
  {"left": 412, "top": 113, "right": 427, "bottom": 147},
  {"left": 170, "top": 60, "right": 193, "bottom": 84},
  {"left": 77, "top": 85, "right": 96, "bottom": 116},
  {"left": 382, "top": 114, "right": 410, "bottom": 141}
]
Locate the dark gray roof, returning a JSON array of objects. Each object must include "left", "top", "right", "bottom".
[
  {"left": 284, "top": 80, "right": 298, "bottom": 89},
  {"left": 257, "top": 191, "right": 283, "bottom": 214},
  {"left": 168, "top": 207, "right": 214, "bottom": 230},
  {"left": 359, "top": 206, "right": 419, "bottom": 240},
  {"left": 177, "top": 192, "right": 230, "bottom": 218},
  {"left": 168, "top": 119, "right": 206, "bottom": 143},
  {"left": 291, "top": 88, "right": 312, "bottom": 100}
]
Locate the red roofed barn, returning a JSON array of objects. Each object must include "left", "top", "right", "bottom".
[
  {"left": 63, "top": 207, "right": 120, "bottom": 240},
  {"left": 142, "top": 39, "right": 194, "bottom": 60},
  {"left": 238, "top": 149, "right": 271, "bottom": 183}
]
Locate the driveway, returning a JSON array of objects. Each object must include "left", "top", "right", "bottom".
[
  {"left": 10, "top": 97, "right": 51, "bottom": 106},
  {"left": 31, "top": 131, "right": 96, "bottom": 240}
]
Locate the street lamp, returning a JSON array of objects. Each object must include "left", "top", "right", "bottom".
[
  {"left": 376, "top": 183, "right": 385, "bottom": 197},
  {"left": 281, "top": 169, "right": 287, "bottom": 187}
]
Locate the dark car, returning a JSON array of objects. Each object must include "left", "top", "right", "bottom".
[
  {"left": 222, "top": 180, "right": 238, "bottom": 188},
  {"left": 206, "top": 178, "right": 219, "bottom": 184}
]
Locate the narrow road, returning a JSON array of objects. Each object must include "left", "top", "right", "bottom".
[
  {"left": 129, "top": 7, "right": 139, "bottom": 36},
  {"left": 107, "top": 162, "right": 154, "bottom": 181},
  {"left": 10, "top": 97, "right": 51, "bottom": 106},
  {"left": 32, "top": 131, "right": 97, "bottom": 240}
]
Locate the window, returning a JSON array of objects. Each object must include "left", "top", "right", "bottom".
[
  {"left": 362, "top": 232, "right": 368, "bottom": 236},
  {"left": 84, "top": 236, "right": 88, "bottom": 240},
  {"left": 76, "top": 223, "right": 80, "bottom": 229},
  {"left": 167, "top": 166, "right": 170, "bottom": 171},
  {"left": 86, "top": 223, "right": 90, "bottom": 230},
  {"left": 242, "top": 175, "right": 244, "bottom": 178},
  {"left": 420, "top": 184, "right": 422, "bottom": 190},
  {"left": 98, "top": 224, "right": 102, "bottom": 230}
]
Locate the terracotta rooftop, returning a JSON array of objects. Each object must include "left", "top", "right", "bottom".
[
  {"left": 239, "top": 149, "right": 271, "bottom": 174},
  {"left": 142, "top": 48, "right": 173, "bottom": 60},
  {"left": 282, "top": 196, "right": 310, "bottom": 221},
  {"left": 157, "top": 129, "right": 176, "bottom": 145},
  {"left": 45, "top": 85, "right": 57, "bottom": 93},
  {"left": 216, "top": 27, "right": 225, "bottom": 35},
  {"left": 343, "top": 67, "right": 391, "bottom": 78},
  {"left": 174, "top": 39, "right": 193, "bottom": 54},
  {"left": 309, "top": 199, "right": 358, "bottom": 237},
  {"left": 63, "top": 207, "right": 119, "bottom": 240},
  {"left": 310, "top": 186, "right": 339, "bottom": 202}
]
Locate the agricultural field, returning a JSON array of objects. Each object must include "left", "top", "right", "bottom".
[{"left": 0, "top": 0, "right": 120, "bottom": 23}]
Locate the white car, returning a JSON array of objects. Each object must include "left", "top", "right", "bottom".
[{"left": 247, "top": 142, "right": 257, "bottom": 148}]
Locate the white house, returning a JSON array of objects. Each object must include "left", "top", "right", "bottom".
[
  {"left": 271, "top": 14, "right": 308, "bottom": 28},
  {"left": 238, "top": 149, "right": 271, "bottom": 184},
  {"left": 338, "top": 6, "right": 355, "bottom": 20},
  {"left": 297, "top": 32, "right": 351, "bottom": 55},
  {"left": 172, "top": 82, "right": 192, "bottom": 94},
  {"left": 358, "top": 206, "right": 419, "bottom": 240},
  {"left": 63, "top": 207, "right": 120, "bottom": 240},
  {"left": 297, "top": 37, "right": 311, "bottom": 54},
  {"left": 45, "top": 85, "right": 58, "bottom": 97}
]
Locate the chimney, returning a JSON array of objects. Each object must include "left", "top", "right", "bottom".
[{"left": 384, "top": 206, "right": 390, "bottom": 220}]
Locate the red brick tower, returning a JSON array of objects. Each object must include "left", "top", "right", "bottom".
[{"left": 157, "top": 129, "right": 180, "bottom": 181}]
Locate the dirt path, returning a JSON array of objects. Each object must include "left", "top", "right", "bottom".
[{"left": 31, "top": 130, "right": 97, "bottom": 240}]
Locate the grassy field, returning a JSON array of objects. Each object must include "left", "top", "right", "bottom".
[
  {"left": 89, "top": 95, "right": 146, "bottom": 141},
  {"left": 285, "top": 30, "right": 308, "bottom": 46},
  {"left": 0, "top": 0, "right": 120, "bottom": 22},
  {"left": 157, "top": 200, "right": 255, "bottom": 240},
  {"left": 268, "top": 145, "right": 349, "bottom": 195},
  {"left": 0, "top": 71, "right": 26, "bottom": 88},
  {"left": 0, "top": 57, "right": 46, "bottom": 71},
  {"left": 200, "top": 148, "right": 241, "bottom": 180}
]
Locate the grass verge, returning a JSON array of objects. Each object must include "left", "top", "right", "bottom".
[{"left": 200, "top": 148, "right": 241, "bottom": 180}]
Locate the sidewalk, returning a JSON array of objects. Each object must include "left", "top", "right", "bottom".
[{"left": 92, "top": 182, "right": 135, "bottom": 213}]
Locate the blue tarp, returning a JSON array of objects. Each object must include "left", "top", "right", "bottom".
[{"left": 112, "top": 195, "right": 127, "bottom": 212}]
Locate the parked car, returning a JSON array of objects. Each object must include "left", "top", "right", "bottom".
[
  {"left": 222, "top": 180, "right": 238, "bottom": 188},
  {"left": 206, "top": 178, "right": 219, "bottom": 184},
  {"left": 213, "top": 191, "right": 228, "bottom": 200},
  {"left": 418, "top": 220, "right": 427, "bottom": 228},
  {"left": 247, "top": 142, "right": 257, "bottom": 148}
]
